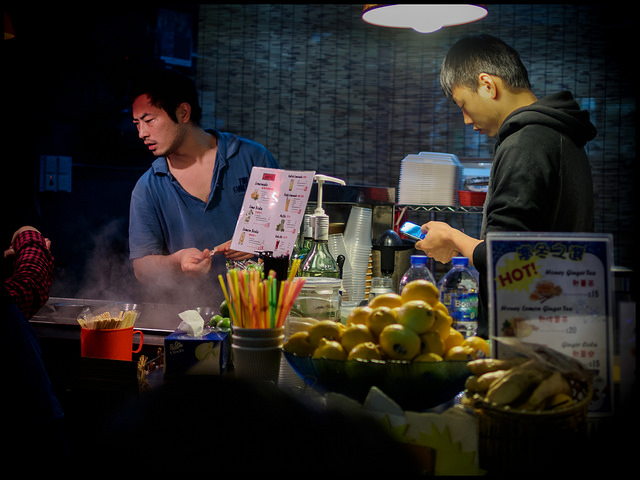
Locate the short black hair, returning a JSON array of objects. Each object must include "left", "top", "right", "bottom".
[
  {"left": 440, "top": 34, "right": 531, "bottom": 100},
  {"left": 130, "top": 67, "right": 202, "bottom": 125}
]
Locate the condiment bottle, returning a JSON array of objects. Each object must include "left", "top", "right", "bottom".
[{"left": 300, "top": 174, "right": 345, "bottom": 278}]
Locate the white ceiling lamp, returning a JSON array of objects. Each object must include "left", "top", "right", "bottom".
[{"left": 362, "top": 4, "right": 488, "bottom": 34}]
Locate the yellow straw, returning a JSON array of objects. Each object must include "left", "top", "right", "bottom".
[
  {"left": 274, "top": 279, "right": 285, "bottom": 328},
  {"left": 269, "top": 275, "right": 277, "bottom": 328},
  {"left": 231, "top": 269, "right": 244, "bottom": 327},
  {"left": 257, "top": 281, "right": 264, "bottom": 328},
  {"left": 218, "top": 274, "right": 236, "bottom": 325},
  {"left": 226, "top": 271, "right": 238, "bottom": 327},
  {"left": 277, "top": 277, "right": 306, "bottom": 327},
  {"left": 241, "top": 271, "right": 251, "bottom": 328},
  {"left": 288, "top": 258, "right": 301, "bottom": 281},
  {"left": 219, "top": 268, "right": 306, "bottom": 330}
]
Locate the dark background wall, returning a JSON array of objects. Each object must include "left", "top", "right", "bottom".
[{"left": 3, "top": 4, "right": 635, "bottom": 302}]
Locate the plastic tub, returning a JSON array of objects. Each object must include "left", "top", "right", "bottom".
[{"left": 457, "top": 190, "right": 487, "bottom": 206}]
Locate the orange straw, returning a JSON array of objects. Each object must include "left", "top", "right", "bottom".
[{"left": 219, "top": 268, "right": 306, "bottom": 329}]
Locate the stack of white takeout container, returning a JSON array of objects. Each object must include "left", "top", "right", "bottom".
[{"left": 397, "top": 152, "right": 463, "bottom": 206}]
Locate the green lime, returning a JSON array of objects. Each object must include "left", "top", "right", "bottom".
[
  {"left": 209, "top": 314, "right": 223, "bottom": 327},
  {"left": 220, "top": 299, "right": 230, "bottom": 318},
  {"left": 217, "top": 317, "right": 231, "bottom": 330}
]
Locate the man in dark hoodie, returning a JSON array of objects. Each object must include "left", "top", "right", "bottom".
[{"left": 415, "top": 34, "right": 597, "bottom": 337}]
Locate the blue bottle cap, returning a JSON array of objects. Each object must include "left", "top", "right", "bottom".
[
  {"left": 452, "top": 257, "right": 469, "bottom": 266},
  {"left": 410, "top": 255, "right": 428, "bottom": 266}
]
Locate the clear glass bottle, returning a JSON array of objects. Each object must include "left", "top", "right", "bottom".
[
  {"left": 300, "top": 214, "right": 340, "bottom": 278},
  {"left": 290, "top": 229, "right": 303, "bottom": 263},
  {"left": 439, "top": 257, "right": 479, "bottom": 338},
  {"left": 290, "top": 214, "right": 310, "bottom": 266},
  {"left": 299, "top": 214, "right": 314, "bottom": 260}
]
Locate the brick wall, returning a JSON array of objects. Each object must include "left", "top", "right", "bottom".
[{"left": 196, "top": 4, "right": 635, "bottom": 268}]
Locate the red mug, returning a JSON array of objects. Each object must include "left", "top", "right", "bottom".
[{"left": 81, "top": 327, "right": 144, "bottom": 361}]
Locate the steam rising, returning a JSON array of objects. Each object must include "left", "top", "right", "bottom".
[
  {"left": 74, "top": 217, "right": 139, "bottom": 302},
  {"left": 67, "top": 217, "right": 224, "bottom": 308}
]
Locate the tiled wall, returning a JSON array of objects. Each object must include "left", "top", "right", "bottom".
[{"left": 196, "top": 4, "right": 634, "bottom": 268}]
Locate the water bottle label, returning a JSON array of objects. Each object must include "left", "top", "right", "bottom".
[{"left": 442, "top": 292, "right": 478, "bottom": 322}]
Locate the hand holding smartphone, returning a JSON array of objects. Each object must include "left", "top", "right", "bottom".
[{"left": 399, "top": 221, "right": 425, "bottom": 241}]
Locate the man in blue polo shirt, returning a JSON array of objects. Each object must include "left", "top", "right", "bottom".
[{"left": 129, "top": 68, "right": 279, "bottom": 306}]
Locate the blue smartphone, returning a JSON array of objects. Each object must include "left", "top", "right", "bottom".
[{"left": 400, "top": 221, "right": 425, "bottom": 241}]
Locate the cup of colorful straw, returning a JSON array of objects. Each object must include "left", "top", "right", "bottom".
[
  {"left": 218, "top": 268, "right": 306, "bottom": 382},
  {"left": 217, "top": 268, "right": 306, "bottom": 330}
]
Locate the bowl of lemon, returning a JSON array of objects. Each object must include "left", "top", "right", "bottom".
[{"left": 283, "top": 281, "right": 488, "bottom": 411}]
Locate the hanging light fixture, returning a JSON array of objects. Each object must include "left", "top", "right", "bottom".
[{"left": 362, "top": 4, "right": 487, "bottom": 34}]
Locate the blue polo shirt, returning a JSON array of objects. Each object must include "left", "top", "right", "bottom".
[{"left": 129, "top": 130, "right": 279, "bottom": 301}]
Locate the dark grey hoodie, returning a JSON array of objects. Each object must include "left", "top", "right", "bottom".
[{"left": 472, "top": 91, "right": 597, "bottom": 336}]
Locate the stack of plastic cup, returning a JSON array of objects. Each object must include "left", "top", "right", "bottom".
[{"left": 343, "top": 206, "right": 372, "bottom": 303}]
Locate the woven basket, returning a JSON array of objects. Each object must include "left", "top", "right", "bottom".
[{"left": 474, "top": 380, "right": 592, "bottom": 474}]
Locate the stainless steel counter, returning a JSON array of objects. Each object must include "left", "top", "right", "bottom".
[{"left": 30, "top": 297, "right": 216, "bottom": 346}]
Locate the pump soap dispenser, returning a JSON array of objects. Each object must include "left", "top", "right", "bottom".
[{"left": 300, "top": 174, "right": 345, "bottom": 278}]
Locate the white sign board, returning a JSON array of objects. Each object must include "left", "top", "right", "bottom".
[
  {"left": 486, "top": 232, "right": 614, "bottom": 414},
  {"left": 231, "top": 167, "right": 315, "bottom": 257}
]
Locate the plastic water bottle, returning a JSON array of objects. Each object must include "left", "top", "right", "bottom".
[
  {"left": 439, "top": 257, "right": 479, "bottom": 338},
  {"left": 398, "top": 255, "right": 436, "bottom": 294}
]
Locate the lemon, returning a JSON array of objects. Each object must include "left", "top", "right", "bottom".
[
  {"left": 378, "top": 323, "right": 421, "bottom": 361},
  {"left": 414, "top": 352, "right": 443, "bottom": 362},
  {"left": 308, "top": 320, "right": 346, "bottom": 347},
  {"left": 443, "top": 327, "right": 464, "bottom": 352},
  {"left": 368, "top": 306, "right": 398, "bottom": 339},
  {"left": 341, "top": 323, "right": 375, "bottom": 353},
  {"left": 420, "top": 330, "right": 445, "bottom": 357},
  {"left": 462, "top": 336, "right": 490, "bottom": 359},
  {"left": 347, "top": 341, "right": 384, "bottom": 361},
  {"left": 430, "top": 310, "right": 453, "bottom": 342},
  {"left": 395, "top": 300, "right": 435, "bottom": 334},
  {"left": 346, "top": 306, "right": 373, "bottom": 327},
  {"left": 400, "top": 279, "right": 440, "bottom": 306},
  {"left": 434, "top": 307, "right": 453, "bottom": 325},
  {"left": 283, "top": 331, "right": 315, "bottom": 357},
  {"left": 444, "top": 345, "right": 474, "bottom": 361},
  {"left": 368, "top": 292, "right": 403, "bottom": 310},
  {"left": 433, "top": 301, "right": 450, "bottom": 316},
  {"left": 312, "top": 338, "right": 347, "bottom": 360}
]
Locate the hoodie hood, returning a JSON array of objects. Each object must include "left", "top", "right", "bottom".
[{"left": 496, "top": 91, "right": 597, "bottom": 149}]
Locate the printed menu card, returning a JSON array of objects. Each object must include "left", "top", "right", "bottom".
[
  {"left": 231, "top": 167, "right": 315, "bottom": 257},
  {"left": 486, "top": 232, "right": 614, "bottom": 414}
]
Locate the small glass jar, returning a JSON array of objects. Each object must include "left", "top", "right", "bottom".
[{"left": 369, "top": 276, "right": 394, "bottom": 300}]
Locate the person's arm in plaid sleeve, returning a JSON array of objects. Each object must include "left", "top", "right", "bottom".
[{"left": 3, "top": 227, "right": 54, "bottom": 318}]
